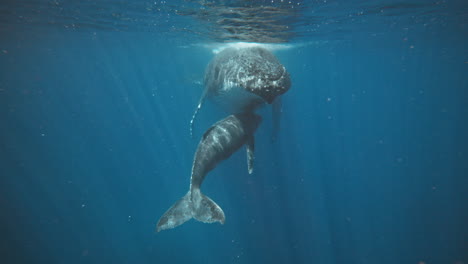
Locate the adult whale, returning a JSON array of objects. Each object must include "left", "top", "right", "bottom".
[
  {"left": 190, "top": 46, "right": 291, "bottom": 136},
  {"left": 157, "top": 113, "right": 262, "bottom": 232}
]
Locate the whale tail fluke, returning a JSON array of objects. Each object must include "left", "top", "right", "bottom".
[
  {"left": 156, "top": 189, "right": 225, "bottom": 232},
  {"left": 156, "top": 192, "right": 193, "bottom": 232},
  {"left": 191, "top": 189, "right": 225, "bottom": 224}
]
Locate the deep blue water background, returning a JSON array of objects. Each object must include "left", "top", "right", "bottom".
[{"left": 1, "top": 2, "right": 468, "bottom": 264}]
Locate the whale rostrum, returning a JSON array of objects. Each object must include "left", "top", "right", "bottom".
[{"left": 157, "top": 113, "right": 262, "bottom": 232}]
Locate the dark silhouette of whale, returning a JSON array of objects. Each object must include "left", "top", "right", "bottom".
[
  {"left": 157, "top": 113, "right": 262, "bottom": 232},
  {"left": 190, "top": 47, "right": 291, "bottom": 136}
]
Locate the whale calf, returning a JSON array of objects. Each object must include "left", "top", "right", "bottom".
[
  {"left": 190, "top": 47, "right": 290, "bottom": 136},
  {"left": 157, "top": 113, "right": 262, "bottom": 232}
]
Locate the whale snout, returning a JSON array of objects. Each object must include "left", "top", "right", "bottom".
[
  {"left": 246, "top": 66, "right": 291, "bottom": 104},
  {"left": 249, "top": 82, "right": 290, "bottom": 104}
]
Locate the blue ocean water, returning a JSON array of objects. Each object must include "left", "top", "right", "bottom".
[{"left": 1, "top": 1, "right": 467, "bottom": 263}]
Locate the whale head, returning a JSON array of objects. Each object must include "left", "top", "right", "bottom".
[
  {"left": 205, "top": 47, "right": 291, "bottom": 107},
  {"left": 234, "top": 47, "right": 291, "bottom": 104}
]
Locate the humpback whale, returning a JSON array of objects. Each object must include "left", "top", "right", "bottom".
[
  {"left": 157, "top": 113, "right": 262, "bottom": 232},
  {"left": 190, "top": 47, "right": 291, "bottom": 136}
]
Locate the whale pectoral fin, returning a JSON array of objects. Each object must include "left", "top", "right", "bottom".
[
  {"left": 190, "top": 91, "right": 208, "bottom": 138},
  {"left": 271, "top": 97, "right": 283, "bottom": 142},
  {"left": 246, "top": 136, "right": 255, "bottom": 174}
]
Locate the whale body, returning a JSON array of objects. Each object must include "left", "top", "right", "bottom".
[
  {"left": 190, "top": 47, "right": 290, "bottom": 136},
  {"left": 157, "top": 113, "right": 262, "bottom": 232}
]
